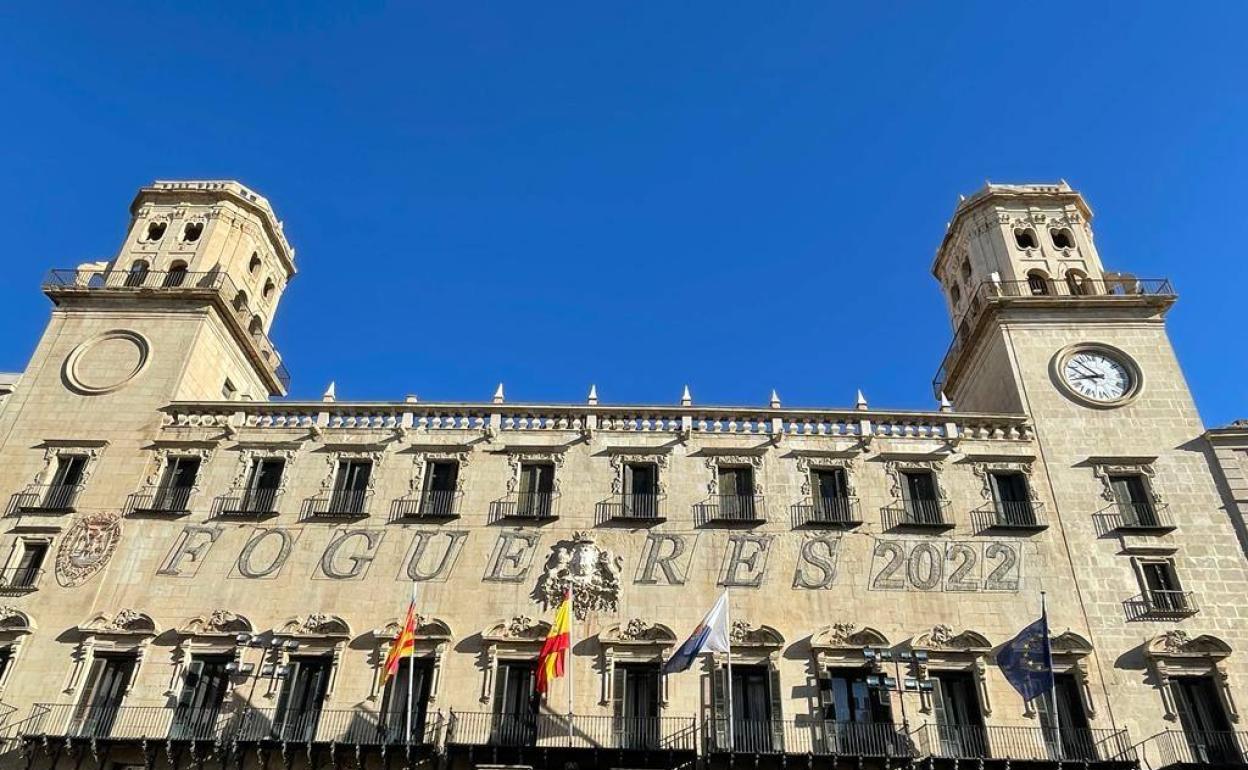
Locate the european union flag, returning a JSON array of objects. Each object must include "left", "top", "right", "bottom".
[{"left": 996, "top": 609, "right": 1054, "bottom": 702}]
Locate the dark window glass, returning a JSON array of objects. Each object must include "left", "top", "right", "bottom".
[
  {"left": 517, "top": 463, "right": 554, "bottom": 517},
  {"left": 901, "top": 471, "right": 942, "bottom": 524},
  {"left": 381, "top": 657, "right": 433, "bottom": 742},
  {"left": 73, "top": 654, "right": 137, "bottom": 736},
  {"left": 172, "top": 656, "right": 231, "bottom": 739},
  {"left": 931, "top": 672, "right": 986, "bottom": 756},
  {"left": 623, "top": 463, "right": 659, "bottom": 518},
  {"left": 492, "top": 661, "right": 537, "bottom": 745},
  {"left": 12, "top": 542, "right": 47, "bottom": 587},
  {"left": 614, "top": 663, "right": 661, "bottom": 748},
  {"left": 728, "top": 664, "right": 777, "bottom": 752},
  {"left": 330, "top": 459, "right": 372, "bottom": 513},
  {"left": 821, "top": 668, "right": 891, "bottom": 724},
  {"left": 274, "top": 656, "right": 332, "bottom": 742},
  {"left": 1171, "top": 676, "right": 1235, "bottom": 762},
  {"left": 1110, "top": 475, "right": 1157, "bottom": 526}
]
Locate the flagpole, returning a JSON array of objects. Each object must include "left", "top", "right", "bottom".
[
  {"left": 406, "top": 580, "right": 418, "bottom": 744},
  {"left": 567, "top": 586, "right": 575, "bottom": 746},
  {"left": 723, "top": 588, "right": 734, "bottom": 751},
  {"left": 1042, "top": 591, "right": 1061, "bottom": 759}
]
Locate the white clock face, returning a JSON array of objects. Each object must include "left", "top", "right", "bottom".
[{"left": 1062, "top": 350, "right": 1134, "bottom": 403}]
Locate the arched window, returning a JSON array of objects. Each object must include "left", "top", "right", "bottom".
[
  {"left": 233, "top": 290, "right": 249, "bottom": 312},
  {"left": 263, "top": 278, "right": 276, "bottom": 300},
  {"left": 950, "top": 283, "right": 962, "bottom": 305},
  {"left": 145, "top": 221, "right": 167, "bottom": 242},
  {"left": 163, "top": 261, "right": 188, "bottom": 288},
  {"left": 1050, "top": 228, "right": 1075, "bottom": 250},
  {"left": 1014, "top": 228, "right": 1039, "bottom": 250},
  {"left": 249, "top": 316, "right": 264, "bottom": 336},
  {"left": 1065, "top": 269, "right": 1093, "bottom": 296},
  {"left": 249, "top": 253, "right": 262, "bottom": 275},
  {"left": 182, "top": 222, "right": 204, "bottom": 243},
  {"left": 1027, "top": 270, "right": 1050, "bottom": 296},
  {"left": 124, "top": 260, "right": 150, "bottom": 288}
]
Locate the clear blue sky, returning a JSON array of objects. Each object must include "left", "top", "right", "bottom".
[{"left": 1, "top": 3, "right": 1245, "bottom": 425}]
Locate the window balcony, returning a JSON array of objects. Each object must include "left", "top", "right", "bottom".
[
  {"left": 707, "top": 719, "right": 914, "bottom": 757},
  {"left": 882, "top": 500, "right": 953, "bottom": 530},
  {"left": 445, "top": 711, "right": 697, "bottom": 752},
  {"left": 972, "top": 500, "right": 1047, "bottom": 531},
  {"left": 696, "top": 494, "right": 766, "bottom": 526},
  {"left": 126, "top": 486, "right": 193, "bottom": 516},
  {"left": 303, "top": 488, "right": 372, "bottom": 520},
  {"left": 389, "top": 490, "right": 463, "bottom": 522},
  {"left": 489, "top": 492, "right": 559, "bottom": 523},
  {"left": 214, "top": 488, "right": 281, "bottom": 519},
  {"left": 1151, "top": 729, "right": 1248, "bottom": 767},
  {"left": 7, "top": 484, "right": 83, "bottom": 515},
  {"left": 1125, "top": 590, "right": 1199, "bottom": 620},
  {"left": 915, "top": 724, "right": 1135, "bottom": 762},
  {"left": 1094, "top": 501, "right": 1176, "bottom": 534},
  {"left": 792, "top": 496, "right": 862, "bottom": 528},
  {"left": 0, "top": 566, "right": 43, "bottom": 593},
  {"left": 596, "top": 493, "right": 667, "bottom": 524}
]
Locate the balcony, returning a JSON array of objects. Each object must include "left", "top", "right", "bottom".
[
  {"left": 20, "top": 704, "right": 442, "bottom": 747},
  {"left": 1094, "top": 501, "right": 1176, "bottom": 534},
  {"left": 1150, "top": 729, "right": 1247, "bottom": 767},
  {"left": 43, "top": 268, "right": 290, "bottom": 395},
  {"left": 126, "top": 486, "right": 193, "bottom": 516},
  {"left": 792, "top": 496, "right": 863, "bottom": 527},
  {"left": 1125, "top": 590, "right": 1199, "bottom": 620},
  {"left": 7, "top": 484, "right": 83, "bottom": 515},
  {"left": 973, "top": 500, "right": 1047, "bottom": 531},
  {"left": 214, "top": 488, "right": 281, "bottom": 519},
  {"left": 696, "top": 494, "right": 766, "bottom": 526},
  {"left": 303, "top": 489, "right": 372, "bottom": 520},
  {"left": 389, "top": 490, "right": 463, "bottom": 522},
  {"left": 882, "top": 500, "right": 953, "bottom": 530},
  {"left": 596, "top": 493, "right": 667, "bottom": 524},
  {"left": 707, "top": 720, "right": 914, "bottom": 757},
  {"left": 0, "top": 567, "right": 44, "bottom": 593},
  {"left": 489, "top": 493, "right": 559, "bottom": 523},
  {"left": 446, "top": 711, "right": 697, "bottom": 752},
  {"left": 915, "top": 724, "right": 1135, "bottom": 763}
]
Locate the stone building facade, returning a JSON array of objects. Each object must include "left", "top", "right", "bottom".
[{"left": 0, "top": 180, "right": 1242, "bottom": 770}]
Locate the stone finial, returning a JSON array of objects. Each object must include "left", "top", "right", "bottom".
[
  {"left": 680, "top": 385, "right": 692, "bottom": 407},
  {"left": 769, "top": 390, "right": 781, "bottom": 409},
  {"left": 587, "top": 385, "right": 598, "bottom": 406},
  {"left": 405, "top": 394, "right": 419, "bottom": 403},
  {"left": 492, "top": 383, "right": 505, "bottom": 404},
  {"left": 855, "top": 389, "right": 868, "bottom": 411},
  {"left": 939, "top": 391, "right": 952, "bottom": 413},
  {"left": 321, "top": 381, "right": 336, "bottom": 402}
]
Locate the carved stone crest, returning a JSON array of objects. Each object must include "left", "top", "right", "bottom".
[
  {"left": 56, "top": 513, "right": 122, "bottom": 587},
  {"left": 535, "top": 532, "right": 623, "bottom": 618}
]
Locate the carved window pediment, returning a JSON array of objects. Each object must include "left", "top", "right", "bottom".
[
  {"left": 730, "top": 621, "right": 784, "bottom": 648},
  {"left": 277, "top": 614, "right": 351, "bottom": 639},
  {"left": 1145, "top": 631, "right": 1238, "bottom": 723},
  {"left": 376, "top": 616, "right": 453, "bottom": 643},
  {"left": 178, "top": 610, "right": 253, "bottom": 638},
  {"left": 78, "top": 609, "right": 158, "bottom": 638},
  {"left": 0, "top": 608, "right": 34, "bottom": 636},
  {"left": 483, "top": 616, "right": 551, "bottom": 645},
  {"left": 811, "top": 623, "right": 888, "bottom": 651},
  {"left": 912, "top": 624, "right": 991, "bottom": 654},
  {"left": 601, "top": 619, "right": 677, "bottom": 646},
  {"left": 912, "top": 625, "right": 993, "bottom": 717}
]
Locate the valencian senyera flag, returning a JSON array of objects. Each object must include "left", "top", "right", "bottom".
[
  {"left": 536, "top": 590, "right": 572, "bottom": 694},
  {"left": 663, "top": 591, "right": 731, "bottom": 674},
  {"left": 383, "top": 586, "right": 419, "bottom": 682},
  {"left": 996, "top": 606, "right": 1055, "bottom": 702}
]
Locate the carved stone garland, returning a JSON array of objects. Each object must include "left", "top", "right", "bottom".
[
  {"left": 705, "top": 455, "right": 765, "bottom": 495},
  {"left": 795, "top": 456, "right": 859, "bottom": 498},
  {"left": 609, "top": 454, "right": 668, "bottom": 495},
  {"left": 506, "top": 452, "right": 565, "bottom": 494},
  {"left": 971, "top": 460, "right": 1039, "bottom": 502}
]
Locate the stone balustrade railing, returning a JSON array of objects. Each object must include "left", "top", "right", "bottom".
[{"left": 162, "top": 402, "right": 1031, "bottom": 442}]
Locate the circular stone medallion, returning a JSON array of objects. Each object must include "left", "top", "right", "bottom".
[{"left": 64, "top": 330, "right": 150, "bottom": 395}]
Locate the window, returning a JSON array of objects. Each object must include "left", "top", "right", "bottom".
[
  {"left": 172, "top": 655, "right": 232, "bottom": 740},
  {"left": 931, "top": 672, "right": 986, "bottom": 756},
  {"left": 949, "top": 283, "right": 962, "bottom": 305},
  {"left": 152, "top": 456, "right": 201, "bottom": 512},
  {"left": 145, "top": 221, "right": 167, "bottom": 241},
  {"left": 516, "top": 462, "right": 555, "bottom": 518},
  {"left": 718, "top": 664, "right": 781, "bottom": 752},
  {"left": 72, "top": 653, "right": 137, "bottom": 737},
  {"left": 232, "top": 290, "right": 249, "bottom": 312},
  {"left": 330, "top": 459, "right": 372, "bottom": 514},
  {"left": 263, "top": 279, "right": 276, "bottom": 300},
  {"left": 1050, "top": 228, "right": 1075, "bottom": 249},
  {"left": 1065, "top": 269, "right": 1092, "bottom": 296},
  {"left": 959, "top": 257, "right": 971, "bottom": 280},
  {"left": 221, "top": 379, "right": 237, "bottom": 400},
  {"left": 988, "top": 471, "right": 1038, "bottom": 526},
  {"left": 249, "top": 252, "right": 262, "bottom": 275},
  {"left": 1109, "top": 474, "right": 1160, "bottom": 527},
  {"left": 10, "top": 540, "right": 48, "bottom": 589},
  {"left": 623, "top": 462, "right": 659, "bottom": 519},
  {"left": 45, "top": 454, "right": 87, "bottom": 510},
  {"left": 492, "top": 661, "right": 537, "bottom": 745},
  {"left": 1136, "top": 559, "right": 1192, "bottom": 614},
  {"left": 1035, "top": 673, "right": 1093, "bottom": 759},
  {"left": 183, "top": 222, "right": 204, "bottom": 242},
  {"left": 124, "top": 260, "right": 150, "bottom": 288},
  {"left": 811, "top": 467, "right": 853, "bottom": 523},
  {"left": 717, "top": 466, "right": 757, "bottom": 521},
  {"left": 249, "top": 316, "right": 264, "bottom": 336},
  {"left": 163, "top": 261, "right": 188, "bottom": 288},
  {"left": 821, "top": 668, "right": 892, "bottom": 725},
  {"left": 900, "top": 470, "right": 943, "bottom": 524},
  {"left": 381, "top": 657, "right": 433, "bottom": 742},
  {"left": 421, "top": 460, "right": 460, "bottom": 516},
  {"left": 1013, "top": 228, "right": 1038, "bottom": 249},
  {"left": 240, "top": 457, "right": 284, "bottom": 514},
  {"left": 1170, "top": 676, "right": 1236, "bottom": 763},
  {"left": 613, "top": 663, "right": 661, "bottom": 749},
  {"left": 1027, "top": 271, "right": 1051, "bottom": 296},
  {"left": 273, "top": 656, "right": 332, "bottom": 742}
]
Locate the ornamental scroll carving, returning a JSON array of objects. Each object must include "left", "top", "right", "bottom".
[
  {"left": 279, "top": 614, "right": 351, "bottom": 638},
  {"left": 79, "top": 609, "right": 157, "bottom": 636},
  {"left": 230, "top": 449, "right": 296, "bottom": 495},
  {"left": 728, "top": 621, "right": 784, "bottom": 647},
  {"left": 409, "top": 450, "right": 471, "bottom": 495},
  {"left": 705, "top": 456, "right": 765, "bottom": 495},
  {"left": 1092, "top": 460, "right": 1161, "bottom": 503},
  {"left": 1145, "top": 631, "right": 1238, "bottom": 723},
  {"left": 811, "top": 623, "right": 889, "bottom": 650},
  {"left": 29, "top": 446, "right": 105, "bottom": 491},
  {"left": 602, "top": 619, "right": 677, "bottom": 645},
  {"left": 609, "top": 454, "right": 668, "bottom": 495},
  {"left": 146, "top": 448, "right": 214, "bottom": 491},
  {"left": 178, "top": 610, "right": 253, "bottom": 637},
  {"left": 795, "top": 455, "right": 860, "bottom": 497},
  {"left": 319, "top": 451, "right": 385, "bottom": 493},
  {"left": 883, "top": 460, "right": 946, "bottom": 502},
  {"left": 56, "top": 513, "right": 122, "bottom": 588},
  {"left": 483, "top": 616, "right": 549, "bottom": 642},
  {"left": 506, "top": 452, "right": 565, "bottom": 493},
  {"left": 971, "top": 460, "right": 1038, "bottom": 502}
]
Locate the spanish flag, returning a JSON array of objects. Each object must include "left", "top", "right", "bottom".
[
  {"left": 536, "top": 590, "right": 572, "bottom": 694},
  {"left": 383, "top": 586, "right": 419, "bottom": 682}
]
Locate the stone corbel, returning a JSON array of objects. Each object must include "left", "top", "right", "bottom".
[
  {"left": 430, "top": 641, "right": 447, "bottom": 704},
  {"left": 481, "top": 645, "right": 498, "bottom": 703},
  {"left": 1216, "top": 662, "right": 1240, "bottom": 723},
  {"left": 601, "top": 648, "right": 615, "bottom": 705},
  {"left": 1075, "top": 659, "right": 1097, "bottom": 720},
  {"left": 325, "top": 641, "right": 344, "bottom": 699},
  {"left": 167, "top": 638, "right": 192, "bottom": 696},
  {"left": 1153, "top": 663, "right": 1178, "bottom": 720},
  {"left": 660, "top": 649, "right": 671, "bottom": 706},
  {"left": 65, "top": 636, "right": 95, "bottom": 695},
  {"left": 974, "top": 657, "right": 992, "bottom": 717}
]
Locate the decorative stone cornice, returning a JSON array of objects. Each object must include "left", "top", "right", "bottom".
[
  {"left": 912, "top": 624, "right": 991, "bottom": 653},
  {"left": 78, "top": 609, "right": 158, "bottom": 637},
  {"left": 483, "top": 616, "right": 550, "bottom": 643}
]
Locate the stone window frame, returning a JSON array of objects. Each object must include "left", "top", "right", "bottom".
[
  {"left": 599, "top": 619, "right": 677, "bottom": 707},
  {"left": 370, "top": 616, "right": 453, "bottom": 704},
  {"left": 708, "top": 621, "right": 785, "bottom": 749},
  {"left": 1145, "top": 631, "right": 1238, "bottom": 724},
  {"left": 504, "top": 448, "right": 566, "bottom": 494},
  {"left": 608, "top": 452, "right": 669, "bottom": 496},
  {"left": 703, "top": 454, "right": 766, "bottom": 496},
  {"left": 882, "top": 458, "right": 949, "bottom": 507},
  {"left": 64, "top": 609, "right": 159, "bottom": 699},
  {"left": 1020, "top": 631, "right": 1099, "bottom": 720},
  {"left": 317, "top": 446, "right": 386, "bottom": 502},
  {"left": 272, "top": 614, "right": 352, "bottom": 701},
  {"left": 969, "top": 458, "right": 1039, "bottom": 503},
  {"left": 911, "top": 624, "right": 994, "bottom": 717},
  {"left": 142, "top": 445, "right": 215, "bottom": 505},
  {"left": 793, "top": 452, "right": 861, "bottom": 500},
  {"left": 167, "top": 610, "right": 254, "bottom": 696},
  {"left": 229, "top": 446, "right": 296, "bottom": 498},
  {"left": 405, "top": 447, "right": 472, "bottom": 499},
  {"left": 2, "top": 535, "right": 53, "bottom": 588},
  {"left": 0, "top": 608, "right": 34, "bottom": 698},
  {"left": 23, "top": 442, "right": 107, "bottom": 498},
  {"left": 810, "top": 623, "right": 893, "bottom": 719},
  {"left": 1090, "top": 456, "right": 1163, "bottom": 506},
  {"left": 479, "top": 616, "right": 550, "bottom": 705}
]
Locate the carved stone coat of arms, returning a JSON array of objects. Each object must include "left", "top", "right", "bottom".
[
  {"left": 535, "top": 532, "right": 623, "bottom": 619},
  {"left": 56, "top": 513, "right": 122, "bottom": 587}
]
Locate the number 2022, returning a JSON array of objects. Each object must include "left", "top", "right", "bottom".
[{"left": 869, "top": 540, "right": 1020, "bottom": 593}]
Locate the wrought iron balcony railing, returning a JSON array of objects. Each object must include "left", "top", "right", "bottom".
[
  {"left": 1150, "top": 729, "right": 1247, "bottom": 766},
  {"left": 0, "top": 567, "right": 43, "bottom": 592},
  {"left": 214, "top": 488, "right": 281, "bottom": 518},
  {"left": 20, "top": 704, "right": 442, "bottom": 746},
  {"left": 883, "top": 499, "right": 953, "bottom": 529},
  {"left": 446, "top": 711, "right": 697, "bottom": 752},
  {"left": 973, "top": 500, "right": 1047, "bottom": 531},
  {"left": 490, "top": 493, "right": 559, "bottom": 522},
  {"left": 1094, "top": 501, "right": 1176, "bottom": 533},
  {"left": 7, "top": 484, "right": 83, "bottom": 515},
  {"left": 389, "top": 490, "right": 463, "bottom": 522},
  {"left": 706, "top": 719, "right": 914, "bottom": 757},
  {"left": 696, "top": 494, "right": 766, "bottom": 525},
  {"left": 126, "top": 486, "right": 194, "bottom": 516},
  {"left": 793, "top": 496, "right": 862, "bottom": 527},
  {"left": 596, "top": 493, "right": 667, "bottom": 523},
  {"left": 304, "top": 488, "right": 372, "bottom": 519},
  {"left": 1125, "top": 590, "right": 1199, "bottom": 620},
  {"left": 915, "top": 724, "right": 1135, "bottom": 762}
]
